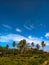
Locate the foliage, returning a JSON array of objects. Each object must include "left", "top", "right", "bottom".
[{"left": 0, "top": 39, "right": 49, "bottom": 65}]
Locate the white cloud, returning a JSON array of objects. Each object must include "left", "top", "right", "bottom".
[
  {"left": 28, "top": 36, "right": 32, "bottom": 39},
  {"left": 0, "top": 34, "right": 27, "bottom": 42},
  {"left": 2, "top": 24, "right": 12, "bottom": 29},
  {"left": 28, "top": 36, "right": 43, "bottom": 45},
  {"left": 45, "top": 32, "right": 49, "bottom": 38},
  {"left": 0, "top": 34, "right": 49, "bottom": 45},
  {"left": 24, "top": 24, "right": 34, "bottom": 30},
  {"left": 44, "top": 41, "right": 49, "bottom": 45},
  {"left": 16, "top": 28, "right": 21, "bottom": 32}
]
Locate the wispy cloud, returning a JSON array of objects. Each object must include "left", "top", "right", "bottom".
[
  {"left": 24, "top": 24, "right": 34, "bottom": 30},
  {"left": 2, "top": 24, "right": 12, "bottom": 29},
  {"left": 45, "top": 32, "right": 49, "bottom": 38},
  {"left": 40, "top": 24, "right": 46, "bottom": 28},
  {"left": 0, "top": 34, "right": 49, "bottom": 45},
  {"left": 40, "top": 24, "right": 43, "bottom": 26},
  {"left": 16, "top": 28, "right": 21, "bottom": 32}
]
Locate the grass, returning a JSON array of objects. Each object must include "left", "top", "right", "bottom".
[{"left": 0, "top": 54, "right": 49, "bottom": 65}]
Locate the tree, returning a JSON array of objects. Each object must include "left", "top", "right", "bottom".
[
  {"left": 12, "top": 41, "right": 16, "bottom": 55},
  {"left": 12, "top": 41, "right": 16, "bottom": 48},
  {"left": 36, "top": 44, "right": 40, "bottom": 50},
  {"left": 18, "top": 39, "right": 26, "bottom": 54},
  {"left": 41, "top": 41, "right": 46, "bottom": 50},
  {"left": 0, "top": 46, "right": 3, "bottom": 56},
  {"left": 0, "top": 46, "right": 3, "bottom": 51},
  {"left": 31, "top": 42, "right": 34, "bottom": 48},
  {"left": 5, "top": 44, "right": 9, "bottom": 49},
  {"left": 5, "top": 44, "right": 9, "bottom": 55}
]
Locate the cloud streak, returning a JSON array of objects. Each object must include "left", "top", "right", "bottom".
[
  {"left": 16, "top": 28, "right": 21, "bottom": 32},
  {"left": 2, "top": 24, "right": 12, "bottom": 29},
  {"left": 24, "top": 24, "right": 34, "bottom": 30}
]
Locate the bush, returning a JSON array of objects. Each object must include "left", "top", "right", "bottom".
[{"left": 28, "top": 59, "right": 40, "bottom": 65}]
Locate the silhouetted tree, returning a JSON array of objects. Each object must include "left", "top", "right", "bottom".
[
  {"left": 12, "top": 41, "right": 16, "bottom": 55},
  {"left": 0, "top": 46, "right": 3, "bottom": 51},
  {"left": 0, "top": 46, "right": 3, "bottom": 56},
  {"left": 36, "top": 44, "right": 40, "bottom": 50},
  {"left": 12, "top": 41, "right": 16, "bottom": 48},
  {"left": 41, "top": 41, "right": 46, "bottom": 50},
  {"left": 31, "top": 42, "right": 34, "bottom": 48},
  {"left": 18, "top": 39, "right": 26, "bottom": 54},
  {"left": 5, "top": 44, "right": 9, "bottom": 55},
  {"left": 5, "top": 44, "right": 9, "bottom": 49}
]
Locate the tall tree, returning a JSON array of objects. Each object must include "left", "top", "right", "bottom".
[
  {"left": 36, "top": 44, "right": 40, "bottom": 50},
  {"left": 31, "top": 42, "right": 34, "bottom": 48},
  {"left": 0, "top": 46, "right": 3, "bottom": 56},
  {"left": 5, "top": 44, "right": 9, "bottom": 55},
  {"left": 5, "top": 44, "right": 9, "bottom": 49},
  {"left": 18, "top": 39, "right": 26, "bottom": 54},
  {"left": 0, "top": 46, "right": 3, "bottom": 51},
  {"left": 41, "top": 41, "right": 46, "bottom": 50},
  {"left": 12, "top": 41, "right": 16, "bottom": 48},
  {"left": 12, "top": 41, "right": 16, "bottom": 55}
]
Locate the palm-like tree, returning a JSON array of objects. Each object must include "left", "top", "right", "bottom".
[
  {"left": 36, "top": 44, "right": 40, "bottom": 50},
  {"left": 6, "top": 44, "right": 9, "bottom": 49},
  {"left": 12, "top": 41, "right": 16, "bottom": 55},
  {"left": 0, "top": 46, "right": 3, "bottom": 56},
  {"left": 41, "top": 41, "right": 46, "bottom": 50},
  {"left": 31, "top": 42, "right": 34, "bottom": 48},
  {"left": 12, "top": 41, "right": 16, "bottom": 48},
  {"left": 0, "top": 46, "right": 3, "bottom": 51},
  {"left": 18, "top": 39, "right": 26, "bottom": 54},
  {"left": 5, "top": 44, "right": 9, "bottom": 55}
]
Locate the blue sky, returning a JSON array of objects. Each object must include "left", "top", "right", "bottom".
[{"left": 0, "top": 0, "right": 49, "bottom": 51}]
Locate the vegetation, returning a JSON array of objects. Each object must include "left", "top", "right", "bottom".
[{"left": 0, "top": 39, "right": 49, "bottom": 65}]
